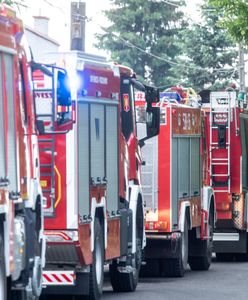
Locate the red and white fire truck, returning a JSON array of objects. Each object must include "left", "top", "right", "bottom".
[
  {"left": 34, "top": 52, "right": 160, "bottom": 299},
  {"left": 136, "top": 89, "right": 215, "bottom": 277},
  {"left": 202, "top": 90, "right": 248, "bottom": 260},
  {"left": 0, "top": 6, "right": 47, "bottom": 299}
]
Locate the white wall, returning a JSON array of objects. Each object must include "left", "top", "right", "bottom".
[{"left": 25, "top": 29, "right": 59, "bottom": 62}]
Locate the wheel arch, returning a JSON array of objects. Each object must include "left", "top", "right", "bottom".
[
  {"left": 90, "top": 197, "right": 107, "bottom": 252},
  {"left": 129, "top": 184, "right": 144, "bottom": 253},
  {"left": 179, "top": 201, "right": 191, "bottom": 232}
]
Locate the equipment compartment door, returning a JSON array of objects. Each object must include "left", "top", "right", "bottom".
[
  {"left": 90, "top": 104, "right": 105, "bottom": 184},
  {"left": 0, "top": 55, "right": 6, "bottom": 179},
  {"left": 106, "top": 105, "right": 118, "bottom": 213},
  {"left": 78, "top": 102, "right": 90, "bottom": 218},
  {"left": 240, "top": 113, "right": 248, "bottom": 191}
]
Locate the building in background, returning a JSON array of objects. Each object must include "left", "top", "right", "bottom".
[{"left": 25, "top": 16, "right": 59, "bottom": 62}]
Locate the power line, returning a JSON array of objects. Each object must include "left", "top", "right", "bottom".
[
  {"left": 42, "top": 0, "right": 67, "bottom": 14},
  {"left": 100, "top": 25, "right": 236, "bottom": 75},
  {"left": 150, "top": 0, "right": 181, "bottom": 7}
]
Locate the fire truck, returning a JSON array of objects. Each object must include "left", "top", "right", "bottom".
[
  {"left": 136, "top": 89, "right": 215, "bottom": 277},
  {"left": 202, "top": 90, "right": 248, "bottom": 260},
  {"left": 33, "top": 52, "right": 160, "bottom": 299},
  {"left": 0, "top": 6, "right": 47, "bottom": 299}
]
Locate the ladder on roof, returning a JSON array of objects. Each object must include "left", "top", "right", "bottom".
[{"left": 209, "top": 92, "right": 232, "bottom": 194}]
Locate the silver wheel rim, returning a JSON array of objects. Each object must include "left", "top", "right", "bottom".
[
  {"left": 182, "top": 225, "right": 188, "bottom": 269},
  {"left": 95, "top": 237, "right": 102, "bottom": 286}
]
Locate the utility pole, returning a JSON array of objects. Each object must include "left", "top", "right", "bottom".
[
  {"left": 70, "top": 2, "right": 86, "bottom": 51},
  {"left": 239, "top": 43, "right": 246, "bottom": 92}
]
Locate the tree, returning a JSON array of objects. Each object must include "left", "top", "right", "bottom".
[
  {"left": 0, "top": 0, "right": 14, "bottom": 4},
  {"left": 176, "top": 4, "right": 238, "bottom": 91},
  {"left": 208, "top": 0, "right": 248, "bottom": 45},
  {"left": 96, "top": 0, "right": 187, "bottom": 87}
]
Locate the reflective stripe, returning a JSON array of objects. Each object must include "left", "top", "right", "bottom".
[{"left": 42, "top": 271, "right": 75, "bottom": 286}]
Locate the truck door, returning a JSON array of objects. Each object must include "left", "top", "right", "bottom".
[
  {"left": 3, "top": 53, "right": 19, "bottom": 194},
  {"left": 0, "top": 54, "right": 6, "bottom": 182}
]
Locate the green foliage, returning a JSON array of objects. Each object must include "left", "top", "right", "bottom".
[
  {"left": 177, "top": 4, "right": 238, "bottom": 91},
  {"left": 96, "top": 0, "right": 187, "bottom": 86},
  {"left": 0, "top": 0, "right": 14, "bottom": 5},
  {"left": 96, "top": 0, "right": 238, "bottom": 90},
  {"left": 208, "top": 0, "right": 248, "bottom": 45}
]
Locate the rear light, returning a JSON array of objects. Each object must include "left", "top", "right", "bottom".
[
  {"left": 145, "top": 221, "right": 167, "bottom": 231},
  {"left": 154, "top": 221, "right": 167, "bottom": 230},
  {"left": 216, "top": 202, "right": 231, "bottom": 211},
  {"left": 145, "top": 222, "right": 154, "bottom": 230},
  {"left": 45, "top": 231, "right": 78, "bottom": 242}
]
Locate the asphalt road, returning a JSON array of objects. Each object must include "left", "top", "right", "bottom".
[{"left": 102, "top": 258, "right": 248, "bottom": 300}]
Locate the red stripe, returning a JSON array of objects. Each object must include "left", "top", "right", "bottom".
[
  {"left": 52, "top": 274, "right": 62, "bottom": 282},
  {"left": 61, "top": 274, "right": 72, "bottom": 282},
  {"left": 37, "top": 83, "right": 45, "bottom": 88},
  {"left": 43, "top": 274, "right": 52, "bottom": 283}
]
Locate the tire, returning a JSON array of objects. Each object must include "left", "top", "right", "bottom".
[
  {"left": 110, "top": 232, "right": 142, "bottom": 292},
  {"left": 215, "top": 253, "right": 234, "bottom": 262},
  {"left": 161, "top": 219, "right": 188, "bottom": 277},
  {"left": 89, "top": 218, "right": 104, "bottom": 300},
  {"left": 0, "top": 233, "right": 7, "bottom": 300},
  {"left": 189, "top": 212, "right": 214, "bottom": 271}
]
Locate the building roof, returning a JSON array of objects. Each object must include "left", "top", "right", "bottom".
[{"left": 25, "top": 25, "right": 60, "bottom": 46}]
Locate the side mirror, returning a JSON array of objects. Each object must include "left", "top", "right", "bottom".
[
  {"left": 57, "top": 70, "right": 71, "bottom": 106},
  {"left": 144, "top": 85, "right": 160, "bottom": 104},
  {"left": 138, "top": 106, "right": 160, "bottom": 147},
  {"left": 146, "top": 107, "right": 160, "bottom": 138},
  {"left": 36, "top": 119, "right": 45, "bottom": 135}
]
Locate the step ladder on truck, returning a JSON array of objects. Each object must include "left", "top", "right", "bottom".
[
  {"left": 34, "top": 51, "right": 161, "bottom": 299},
  {"left": 136, "top": 89, "right": 216, "bottom": 277},
  {"left": 203, "top": 91, "right": 248, "bottom": 261}
]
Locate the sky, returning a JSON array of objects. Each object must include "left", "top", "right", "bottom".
[{"left": 16, "top": 0, "right": 204, "bottom": 55}]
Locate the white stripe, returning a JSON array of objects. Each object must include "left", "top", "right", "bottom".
[
  {"left": 66, "top": 128, "right": 78, "bottom": 229},
  {"left": 0, "top": 204, "right": 8, "bottom": 214}
]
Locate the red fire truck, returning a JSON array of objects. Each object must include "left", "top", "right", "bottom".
[
  {"left": 202, "top": 90, "right": 248, "bottom": 260},
  {"left": 0, "top": 6, "right": 47, "bottom": 299},
  {"left": 34, "top": 52, "right": 160, "bottom": 299},
  {"left": 136, "top": 90, "right": 215, "bottom": 277}
]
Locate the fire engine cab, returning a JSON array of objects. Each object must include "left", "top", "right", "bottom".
[
  {"left": 34, "top": 52, "right": 160, "bottom": 299},
  {"left": 136, "top": 91, "right": 215, "bottom": 277}
]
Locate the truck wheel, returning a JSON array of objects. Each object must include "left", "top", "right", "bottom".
[
  {"left": 89, "top": 218, "right": 104, "bottom": 300},
  {"left": 161, "top": 219, "right": 188, "bottom": 277},
  {"left": 0, "top": 233, "right": 7, "bottom": 300},
  {"left": 161, "top": 219, "right": 189, "bottom": 277},
  {"left": 189, "top": 212, "right": 214, "bottom": 271},
  {"left": 110, "top": 232, "right": 142, "bottom": 292}
]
